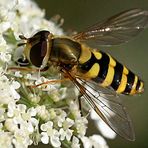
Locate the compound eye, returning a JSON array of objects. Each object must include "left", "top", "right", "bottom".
[{"left": 30, "top": 40, "right": 47, "bottom": 67}]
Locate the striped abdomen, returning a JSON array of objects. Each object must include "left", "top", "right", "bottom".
[{"left": 78, "top": 45, "right": 144, "bottom": 95}]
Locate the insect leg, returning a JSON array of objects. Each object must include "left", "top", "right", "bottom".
[
  {"left": 78, "top": 93, "right": 82, "bottom": 113},
  {"left": 7, "top": 66, "right": 49, "bottom": 72},
  {"left": 31, "top": 78, "right": 69, "bottom": 88}
]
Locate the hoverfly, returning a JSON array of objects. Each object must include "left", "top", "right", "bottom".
[{"left": 13, "top": 8, "right": 148, "bottom": 141}]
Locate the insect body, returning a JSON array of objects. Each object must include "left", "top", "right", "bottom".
[
  {"left": 23, "top": 33, "right": 144, "bottom": 95},
  {"left": 17, "top": 8, "right": 148, "bottom": 141}
]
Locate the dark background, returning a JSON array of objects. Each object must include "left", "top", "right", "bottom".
[{"left": 33, "top": 0, "right": 148, "bottom": 147}]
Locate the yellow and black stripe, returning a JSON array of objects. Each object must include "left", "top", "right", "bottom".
[{"left": 78, "top": 46, "right": 144, "bottom": 95}]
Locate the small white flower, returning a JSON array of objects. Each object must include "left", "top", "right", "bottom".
[
  {"left": 0, "top": 35, "right": 7, "bottom": 52},
  {"left": 63, "top": 118, "right": 74, "bottom": 129},
  {"left": 27, "top": 107, "right": 37, "bottom": 117},
  {"left": 56, "top": 110, "right": 67, "bottom": 127},
  {"left": 75, "top": 117, "right": 88, "bottom": 137},
  {"left": 7, "top": 101, "right": 17, "bottom": 117},
  {"left": 28, "top": 93, "right": 41, "bottom": 104},
  {"left": 0, "top": 132, "right": 13, "bottom": 148},
  {"left": 68, "top": 100, "right": 81, "bottom": 119},
  {"left": 0, "top": 75, "right": 20, "bottom": 104},
  {"left": 41, "top": 132, "right": 49, "bottom": 144},
  {"left": 14, "top": 71, "right": 23, "bottom": 77},
  {"left": 25, "top": 73, "right": 35, "bottom": 80},
  {"left": 4, "top": 103, "right": 39, "bottom": 147},
  {"left": 6, "top": 102, "right": 39, "bottom": 136},
  {"left": 7, "top": 102, "right": 27, "bottom": 118},
  {"left": 71, "top": 136, "right": 80, "bottom": 148},
  {"left": 36, "top": 105, "right": 50, "bottom": 121},
  {"left": 58, "top": 117, "right": 74, "bottom": 141},
  {"left": 0, "top": 52, "right": 11, "bottom": 63},
  {"left": 11, "top": 80, "right": 21, "bottom": 89},
  {"left": 0, "top": 22, "right": 11, "bottom": 32},
  {"left": 0, "top": 123, "right": 3, "bottom": 130},
  {"left": 89, "top": 135, "right": 109, "bottom": 148},
  {"left": 0, "top": 0, "right": 17, "bottom": 10},
  {"left": 81, "top": 136, "right": 92, "bottom": 148},
  {"left": 81, "top": 135, "right": 109, "bottom": 148},
  {"left": 41, "top": 121, "right": 53, "bottom": 132},
  {"left": 49, "top": 108, "right": 57, "bottom": 120},
  {"left": 50, "top": 130, "right": 61, "bottom": 148},
  {"left": 17, "top": 104, "right": 27, "bottom": 113},
  {"left": 41, "top": 121, "right": 61, "bottom": 147},
  {"left": 67, "top": 101, "right": 88, "bottom": 138},
  {"left": 4, "top": 118, "right": 19, "bottom": 132},
  {"left": 0, "top": 106, "right": 5, "bottom": 117},
  {"left": 59, "top": 128, "right": 73, "bottom": 141},
  {"left": 12, "top": 130, "right": 33, "bottom": 148}
]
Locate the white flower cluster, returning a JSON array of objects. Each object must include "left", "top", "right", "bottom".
[{"left": 0, "top": 0, "right": 114, "bottom": 148}]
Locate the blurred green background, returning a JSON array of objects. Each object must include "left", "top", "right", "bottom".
[{"left": 33, "top": 0, "right": 148, "bottom": 147}]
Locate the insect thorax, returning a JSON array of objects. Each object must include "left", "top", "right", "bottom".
[{"left": 50, "top": 38, "right": 81, "bottom": 67}]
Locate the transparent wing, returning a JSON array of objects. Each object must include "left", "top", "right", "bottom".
[
  {"left": 78, "top": 78, "right": 135, "bottom": 141},
  {"left": 73, "top": 8, "right": 148, "bottom": 46},
  {"left": 62, "top": 68, "right": 135, "bottom": 141}
]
